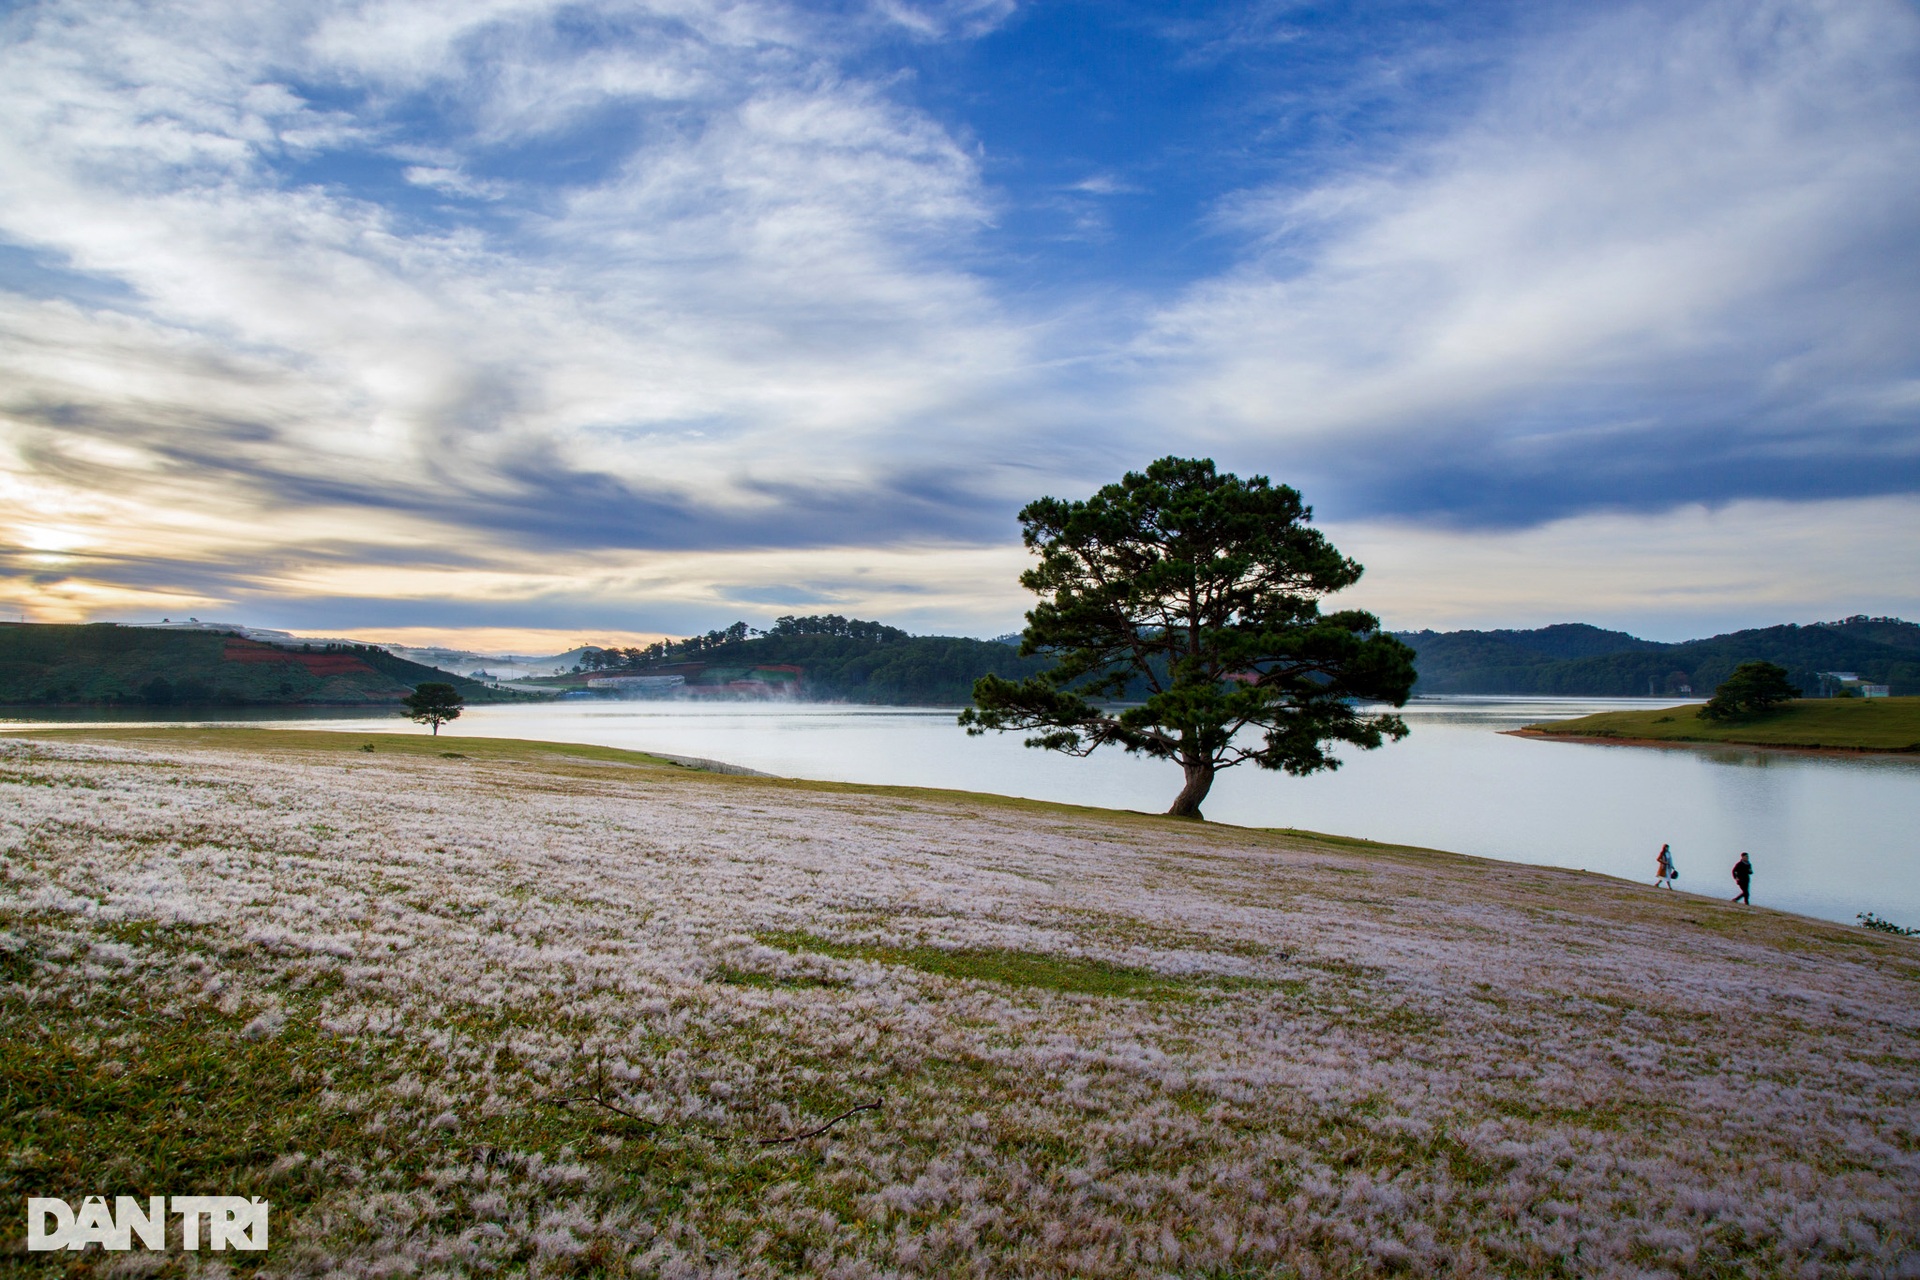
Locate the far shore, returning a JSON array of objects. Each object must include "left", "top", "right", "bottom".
[
  {"left": 1504, "top": 727, "right": 1920, "bottom": 758},
  {"left": 1517, "top": 696, "right": 1920, "bottom": 755}
]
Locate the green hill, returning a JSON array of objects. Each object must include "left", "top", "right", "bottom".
[
  {"left": 559, "top": 613, "right": 1920, "bottom": 705},
  {"left": 554, "top": 616, "right": 1054, "bottom": 705},
  {"left": 1399, "top": 616, "right": 1920, "bottom": 696},
  {"left": 0, "top": 623, "right": 524, "bottom": 707},
  {"left": 732, "top": 631, "right": 1052, "bottom": 703},
  {"left": 1394, "top": 624, "right": 1665, "bottom": 694},
  {"left": 1519, "top": 697, "right": 1920, "bottom": 752}
]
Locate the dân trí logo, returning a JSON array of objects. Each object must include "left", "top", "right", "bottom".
[{"left": 26, "top": 1196, "right": 269, "bottom": 1252}]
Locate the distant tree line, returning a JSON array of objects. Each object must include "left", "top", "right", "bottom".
[
  {"left": 576, "top": 615, "right": 911, "bottom": 672},
  {"left": 1398, "top": 619, "right": 1920, "bottom": 697},
  {"left": 574, "top": 611, "right": 1920, "bottom": 705},
  {"left": 767, "top": 614, "right": 909, "bottom": 643},
  {"left": 576, "top": 621, "right": 754, "bottom": 670},
  {"left": 571, "top": 615, "right": 1047, "bottom": 704}
]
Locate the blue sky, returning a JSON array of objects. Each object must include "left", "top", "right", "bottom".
[{"left": 1, "top": 0, "right": 1917, "bottom": 648}]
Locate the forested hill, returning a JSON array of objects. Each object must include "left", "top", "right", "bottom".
[
  {"left": 572, "top": 615, "right": 1053, "bottom": 705},
  {"left": 1397, "top": 616, "right": 1920, "bottom": 696},
  {"left": 0, "top": 623, "right": 519, "bottom": 707},
  {"left": 573, "top": 613, "right": 1920, "bottom": 703}
]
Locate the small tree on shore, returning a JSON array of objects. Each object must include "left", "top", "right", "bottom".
[
  {"left": 403, "top": 682, "right": 464, "bottom": 735},
  {"left": 1698, "top": 661, "right": 1798, "bottom": 721},
  {"left": 959, "top": 457, "right": 1417, "bottom": 819}
]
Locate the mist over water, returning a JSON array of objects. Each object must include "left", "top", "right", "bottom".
[{"left": 7, "top": 697, "right": 1915, "bottom": 930}]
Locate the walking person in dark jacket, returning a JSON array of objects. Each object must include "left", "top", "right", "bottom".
[{"left": 1731, "top": 852, "right": 1752, "bottom": 904}]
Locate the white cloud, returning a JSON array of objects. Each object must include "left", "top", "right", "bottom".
[
  {"left": 1138, "top": 0, "right": 1920, "bottom": 518},
  {"left": 1067, "top": 174, "right": 1142, "bottom": 197},
  {"left": 0, "top": 0, "right": 1050, "bottom": 633},
  {"left": 402, "top": 164, "right": 509, "bottom": 198},
  {"left": 867, "top": 0, "right": 1016, "bottom": 42},
  {"left": 0, "top": 0, "right": 1049, "bottom": 557}
]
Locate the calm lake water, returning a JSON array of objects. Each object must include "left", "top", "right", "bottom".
[{"left": 6, "top": 697, "right": 1916, "bottom": 930}]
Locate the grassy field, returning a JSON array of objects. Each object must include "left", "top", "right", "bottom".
[
  {"left": 1519, "top": 696, "right": 1920, "bottom": 752},
  {"left": 2, "top": 728, "right": 1917, "bottom": 1277}
]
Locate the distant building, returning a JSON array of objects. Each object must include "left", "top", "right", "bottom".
[
  {"left": 1817, "top": 671, "right": 1863, "bottom": 698},
  {"left": 586, "top": 674, "right": 687, "bottom": 693},
  {"left": 1861, "top": 684, "right": 1891, "bottom": 699}
]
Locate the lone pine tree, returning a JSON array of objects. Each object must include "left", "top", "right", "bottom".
[
  {"left": 1698, "top": 661, "right": 1799, "bottom": 721},
  {"left": 402, "top": 682, "right": 465, "bottom": 736},
  {"left": 960, "top": 457, "right": 1417, "bottom": 819}
]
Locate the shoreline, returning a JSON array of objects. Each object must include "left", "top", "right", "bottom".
[{"left": 1505, "top": 727, "right": 1920, "bottom": 758}]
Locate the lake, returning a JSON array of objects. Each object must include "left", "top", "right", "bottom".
[{"left": 5, "top": 697, "right": 1916, "bottom": 930}]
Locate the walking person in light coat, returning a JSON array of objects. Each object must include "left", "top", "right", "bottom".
[{"left": 1655, "top": 843, "right": 1677, "bottom": 889}]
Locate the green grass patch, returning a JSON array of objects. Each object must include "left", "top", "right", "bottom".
[
  {"left": 752, "top": 930, "right": 1296, "bottom": 1001},
  {"left": 1521, "top": 697, "right": 1920, "bottom": 752},
  {"left": 711, "top": 963, "right": 840, "bottom": 990},
  {"left": 757, "top": 930, "right": 1197, "bottom": 999},
  {"left": 10, "top": 726, "right": 689, "bottom": 770}
]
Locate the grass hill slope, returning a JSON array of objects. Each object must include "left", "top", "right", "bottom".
[
  {"left": 2, "top": 728, "right": 1915, "bottom": 1276},
  {"left": 0, "top": 622, "right": 522, "bottom": 707},
  {"left": 1518, "top": 696, "right": 1920, "bottom": 752},
  {"left": 1400, "top": 616, "right": 1920, "bottom": 696}
]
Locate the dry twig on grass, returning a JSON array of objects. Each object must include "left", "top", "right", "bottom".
[
  {"left": 545, "top": 1086, "right": 663, "bottom": 1128},
  {"left": 544, "top": 1054, "right": 667, "bottom": 1129},
  {"left": 756, "top": 1101, "right": 882, "bottom": 1145}
]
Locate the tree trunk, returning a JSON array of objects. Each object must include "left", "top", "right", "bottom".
[{"left": 1167, "top": 760, "right": 1214, "bottom": 819}]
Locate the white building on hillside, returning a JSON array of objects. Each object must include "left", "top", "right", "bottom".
[{"left": 586, "top": 674, "right": 686, "bottom": 694}]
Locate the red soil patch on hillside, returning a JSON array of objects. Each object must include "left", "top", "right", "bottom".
[{"left": 221, "top": 639, "right": 377, "bottom": 676}]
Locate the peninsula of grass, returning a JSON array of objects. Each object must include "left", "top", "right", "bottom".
[
  {"left": 3, "top": 727, "right": 1917, "bottom": 1277},
  {"left": 1518, "top": 695, "right": 1920, "bottom": 752}
]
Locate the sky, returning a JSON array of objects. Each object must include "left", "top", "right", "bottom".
[{"left": 2, "top": 0, "right": 1917, "bottom": 652}]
